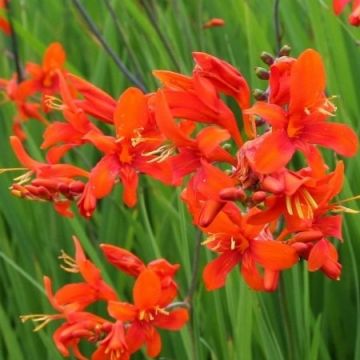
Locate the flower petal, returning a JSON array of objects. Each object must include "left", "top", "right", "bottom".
[
  {"left": 154, "top": 308, "right": 189, "bottom": 330},
  {"left": 108, "top": 301, "right": 137, "bottom": 322},
  {"left": 245, "top": 102, "right": 287, "bottom": 129},
  {"left": 133, "top": 269, "right": 162, "bottom": 309},
  {"left": 203, "top": 251, "right": 241, "bottom": 290},
  {"left": 253, "top": 130, "right": 295, "bottom": 174},
  {"left": 100, "top": 244, "right": 145, "bottom": 277},
  {"left": 289, "top": 49, "right": 326, "bottom": 113},
  {"left": 302, "top": 121, "right": 358, "bottom": 157},
  {"left": 251, "top": 240, "right": 298, "bottom": 270},
  {"left": 114, "top": 87, "right": 148, "bottom": 139}
]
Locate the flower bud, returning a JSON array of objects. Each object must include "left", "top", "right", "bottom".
[
  {"left": 260, "top": 51, "right": 275, "bottom": 65},
  {"left": 255, "top": 67, "right": 270, "bottom": 80},
  {"left": 279, "top": 44, "right": 291, "bottom": 57},
  {"left": 253, "top": 89, "right": 267, "bottom": 101}
]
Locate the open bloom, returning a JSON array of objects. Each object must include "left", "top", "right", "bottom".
[
  {"left": 108, "top": 269, "right": 189, "bottom": 358},
  {"left": 245, "top": 49, "right": 358, "bottom": 174},
  {"left": 78, "top": 87, "right": 173, "bottom": 217}
]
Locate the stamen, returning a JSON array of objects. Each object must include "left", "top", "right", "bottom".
[
  {"left": 20, "top": 313, "right": 61, "bottom": 331},
  {"left": 302, "top": 189, "right": 318, "bottom": 209},
  {"left": 285, "top": 196, "right": 293, "bottom": 216},
  {"left": 44, "top": 95, "right": 65, "bottom": 111},
  {"left": 294, "top": 195, "right": 305, "bottom": 219},
  {"left": 230, "top": 237, "right": 236, "bottom": 250},
  {"left": 13, "top": 171, "right": 33, "bottom": 185},
  {"left": 58, "top": 250, "right": 79, "bottom": 273},
  {"left": 142, "top": 144, "right": 175, "bottom": 163},
  {"left": 331, "top": 205, "right": 360, "bottom": 214},
  {"left": 0, "top": 167, "right": 27, "bottom": 175},
  {"left": 336, "top": 194, "right": 360, "bottom": 204}
]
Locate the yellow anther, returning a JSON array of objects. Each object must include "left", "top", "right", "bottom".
[
  {"left": 285, "top": 196, "right": 293, "bottom": 216},
  {"left": 44, "top": 95, "right": 65, "bottom": 111},
  {"left": 58, "top": 250, "right": 79, "bottom": 273}
]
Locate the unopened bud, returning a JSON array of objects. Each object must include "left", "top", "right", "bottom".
[
  {"left": 219, "top": 187, "right": 246, "bottom": 201},
  {"left": 251, "top": 191, "right": 267, "bottom": 203},
  {"left": 279, "top": 44, "right": 291, "bottom": 57},
  {"left": 253, "top": 89, "right": 267, "bottom": 101},
  {"left": 260, "top": 51, "right": 275, "bottom": 65},
  {"left": 255, "top": 67, "right": 270, "bottom": 80}
]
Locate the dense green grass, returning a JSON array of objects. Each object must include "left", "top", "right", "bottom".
[{"left": 1, "top": 0, "right": 360, "bottom": 359}]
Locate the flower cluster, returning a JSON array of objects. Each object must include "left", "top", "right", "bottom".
[
  {"left": 21, "top": 237, "right": 188, "bottom": 359},
  {"left": 2, "top": 41, "right": 359, "bottom": 357}
]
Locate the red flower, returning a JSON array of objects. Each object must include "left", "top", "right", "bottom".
[
  {"left": 202, "top": 18, "right": 225, "bottom": 29},
  {"left": 202, "top": 209, "right": 298, "bottom": 291},
  {"left": 108, "top": 269, "right": 189, "bottom": 358},
  {"left": 78, "top": 87, "right": 173, "bottom": 217},
  {"left": 245, "top": 49, "right": 358, "bottom": 174},
  {"left": 333, "top": 0, "right": 360, "bottom": 26}
]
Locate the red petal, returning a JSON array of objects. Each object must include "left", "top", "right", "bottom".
[
  {"left": 108, "top": 301, "right": 137, "bottom": 321},
  {"left": 302, "top": 121, "right": 358, "bottom": 157},
  {"left": 119, "top": 166, "right": 139, "bottom": 207},
  {"left": 308, "top": 238, "right": 327, "bottom": 271},
  {"left": 253, "top": 130, "right": 295, "bottom": 174},
  {"left": 245, "top": 102, "right": 287, "bottom": 129},
  {"left": 114, "top": 88, "right": 148, "bottom": 139},
  {"left": 100, "top": 244, "right": 145, "bottom": 276},
  {"left": 90, "top": 155, "right": 119, "bottom": 199},
  {"left": 333, "top": 0, "right": 351, "bottom": 14},
  {"left": 203, "top": 251, "right": 241, "bottom": 290},
  {"left": 133, "top": 269, "right": 162, "bottom": 309},
  {"left": 43, "top": 42, "right": 66, "bottom": 72},
  {"left": 251, "top": 240, "right": 298, "bottom": 270},
  {"left": 145, "top": 328, "right": 162, "bottom": 358},
  {"left": 154, "top": 308, "right": 189, "bottom": 330},
  {"left": 154, "top": 90, "right": 194, "bottom": 147},
  {"left": 289, "top": 49, "right": 326, "bottom": 113},
  {"left": 10, "top": 136, "right": 41, "bottom": 169},
  {"left": 241, "top": 252, "right": 265, "bottom": 291}
]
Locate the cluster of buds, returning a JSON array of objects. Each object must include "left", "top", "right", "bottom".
[{"left": 21, "top": 237, "right": 188, "bottom": 359}]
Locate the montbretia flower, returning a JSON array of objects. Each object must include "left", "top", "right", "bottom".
[
  {"left": 245, "top": 49, "right": 358, "bottom": 173},
  {"left": 101, "top": 244, "right": 180, "bottom": 305},
  {"left": 78, "top": 87, "right": 173, "bottom": 217},
  {"left": 108, "top": 269, "right": 189, "bottom": 358},
  {"left": 202, "top": 18, "right": 225, "bottom": 29},
  {"left": 0, "top": 0, "right": 11, "bottom": 35},
  {"left": 9, "top": 136, "right": 88, "bottom": 217},
  {"left": 202, "top": 209, "right": 298, "bottom": 291},
  {"left": 333, "top": 0, "right": 360, "bottom": 26}
]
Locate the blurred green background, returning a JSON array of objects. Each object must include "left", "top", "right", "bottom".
[{"left": 1, "top": 0, "right": 360, "bottom": 359}]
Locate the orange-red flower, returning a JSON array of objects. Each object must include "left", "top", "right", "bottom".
[
  {"left": 202, "top": 18, "right": 225, "bottom": 29},
  {"left": 202, "top": 209, "right": 298, "bottom": 291},
  {"left": 333, "top": 0, "right": 360, "bottom": 26},
  {"left": 78, "top": 87, "right": 173, "bottom": 217},
  {"left": 108, "top": 269, "right": 189, "bottom": 358},
  {"left": 10, "top": 136, "right": 88, "bottom": 217},
  {"left": 0, "top": 0, "right": 11, "bottom": 35},
  {"left": 245, "top": 49, "right": 358, "bottom": 174}
]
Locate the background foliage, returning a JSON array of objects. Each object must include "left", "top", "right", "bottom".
[{"left": 0, "top": 0, "right": 359, "bottom": 359}]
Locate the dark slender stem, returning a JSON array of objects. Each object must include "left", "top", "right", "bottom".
[
  {"left": 273, "top": 0, "right": 281, "bottom": 54},
  {"left": 140, "top": 0, "right": 181, "bottom": 71},
  {"left": 185, "top": 229, "right": 202, "bottom": 305},
  {"left": 103, "top": 0, "right": 144, "bottom": 81},
  {"left": 4, "top": 0, "right": 24, "bottom": 82},
  {"left": 71, "top": 0, "right": 147, "bottom": 92}
]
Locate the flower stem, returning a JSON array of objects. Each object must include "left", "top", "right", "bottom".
[
  {"left": 4, "top": 0, "right": 24, "bottom": 82},
  {"left": 71, "top": 0, "right": 147, "bottom": 92},
  {"left": 273, "top": 0, "right": 282, "bottom": 54}
]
